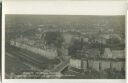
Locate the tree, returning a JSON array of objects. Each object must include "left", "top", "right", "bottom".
[
  {"left": 43, "top": 31, "right": 64, "bottom": 56},
  {"left": 68, "top": 39, "right": 82, "bottom": 56},
  {"left": 44, "top": 31, "right": 64, "bottom": 48}
]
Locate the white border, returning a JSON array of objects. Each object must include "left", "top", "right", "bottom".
[
  {"left": 4, "top": 1, "right": 127, "bottom": 15},
  {"left": 2, "top": 79, "right": 127, "bottom": 83},
  {"left": 2, "top": 1, "right": 127, "bottom": 83}
]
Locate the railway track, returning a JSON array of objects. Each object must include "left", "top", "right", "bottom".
[{"left": 6, "top": 46, "right": 50, "bottom": 70}]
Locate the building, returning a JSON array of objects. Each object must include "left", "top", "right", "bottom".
[
  {"left": 111, "top": 50, "right": 125, "bottom": 59},
  {"left": 104, "top": 48, "right": 125, "bottom": 59},
  {"left": 10, "top": 38, "right": 58, "bottom": 59},
  {"left": 69, "top": 58, "right": 81, "bottom": 69},
  {"left": 69, "top": 58, "right": 125, "bottom": 72},
  {"left": 104, "top": 48, "right": 113, "bottom": 58},
  {"left": 101, "top": 61, "right": 111, "bottom": 71}
]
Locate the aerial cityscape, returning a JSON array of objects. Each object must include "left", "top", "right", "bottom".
[{"left": 5, "top": 15, "right": 125, "bottom": 79}]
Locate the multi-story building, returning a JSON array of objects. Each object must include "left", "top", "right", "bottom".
[
  {"left": 69, "top": 47, "right": 125, "bottom": 72},
  {"left": 104, "top": 48, "right": 125, "bottom": 59},
  {"left": 10, "top": 37, "right": 58, "bottom": 59}
]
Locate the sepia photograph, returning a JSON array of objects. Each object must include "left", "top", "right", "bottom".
[{"left": 5, "top": 15, "right": 125, "bottom": 79}]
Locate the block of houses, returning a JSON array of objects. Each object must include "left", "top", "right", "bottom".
[
  {"left": 69, "top": 58, "right": 81, "bottom": 69},
  {"left": 10, "top": 39, "right": 58, "bottom": 59},
  {"left": 111, "top": 50, "right": 125, "bottom": 59},
  {"left": 92, "top": 61, "right": 100, "bottom": 72},
  {"left": 82, "top": 60, "right": 87, "bottom": 70},
  {"left": 104, "top": 48, "right": 113, "bottom": 58},
  {"left": 104, "top": 48, "right": 125, "bottom": 59},
  {"left": 88, "top": 60, "right": 94, "bottom": 69},
  {"left": 101, "top": 61, "right": 111, "bottom": 71},
  {"left": 111, "top": 61, "right": 125, "bottom": 71}
]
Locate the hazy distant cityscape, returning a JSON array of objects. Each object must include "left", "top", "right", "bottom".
[{"left": 5, "top": 15, "right": 125, "bottom": 79}]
